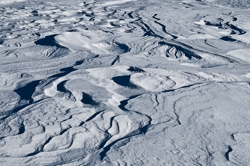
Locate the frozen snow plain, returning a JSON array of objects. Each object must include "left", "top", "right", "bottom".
[{"left": 1, "top": 0, "right": 250, "bottom": 165}]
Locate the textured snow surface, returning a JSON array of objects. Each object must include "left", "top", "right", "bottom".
[{"left": 1, "top": 0, "right": 250, "bottom": 165}]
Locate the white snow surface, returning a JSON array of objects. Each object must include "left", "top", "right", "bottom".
[
  {"left": 0, "top": 0, "right": 26, "bottom": 4},
  {"left": 1, "top": 0, "right": 250, "bottom": 165}
]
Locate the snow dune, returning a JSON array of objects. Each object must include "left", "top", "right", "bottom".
[{"left": 1, "top": 0, "right": 250, "bottom": 165}]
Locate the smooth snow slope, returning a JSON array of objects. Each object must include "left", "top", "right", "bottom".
[
  {"left": 1, "top": 0, "right": 250, "bottom": 165},
  {"left": 0, "top": 0, "right": 26, "bottom": 5}
]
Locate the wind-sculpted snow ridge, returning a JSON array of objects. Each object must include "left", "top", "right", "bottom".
[{"left": 1, "top": 0, "right": 250, "bottom": 165}]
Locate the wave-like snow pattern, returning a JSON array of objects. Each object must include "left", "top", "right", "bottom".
[{"left": 1, "top": 0, "right": 250, "bottom": 165}]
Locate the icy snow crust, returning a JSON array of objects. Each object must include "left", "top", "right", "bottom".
[{"left": 1, "top": 0, "right": 250, "bottom": 165}]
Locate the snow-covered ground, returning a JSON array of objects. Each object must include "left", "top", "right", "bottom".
[
  {"left": 0, "top": 0, "right": 26, "bottom": 5},
  {"left": 1, "top": 0, "right": 250, "bottom": 165}
]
